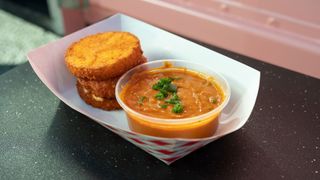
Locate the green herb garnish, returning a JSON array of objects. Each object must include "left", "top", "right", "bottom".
[
  {"left": 159, "top": 77, "right": 173, "bottom": 84},
  {"left": 165, "top": 99, "right": 179, "bottom": 104},
  {"left": 210, "top": 97, "right": 218, "bottom": 104},
  {"left": 164, "top": 93, "right": 180, "bottom": 104},
  {"left": 138, "top": 96, "right": 147, "bottom": 105},
  {"left": 166, "top": 84, "right": 177, "bottom": 93},
  {"left": 152, "top": 78, "right": 173, "bottom": 90},
  {"left": 172, "top": 93, "right": 179, "bottom": 100},
  {"left": 155, "top": 92, "right": 165, "bottom": 100},
  {"left": 152, "top": 84, "right": 162, "bottom": 90},
  {"left": 159, "top": 89, "right": 169, "bottom": 97},
  {"left": 159, "top": 104, "right": 168, "bottom": 109},
  {"left": 153, "top": 77, "right": 183, "bottom": 113},
  {"left": 172, "top": 103, "right": 184, "bottom": 113}
]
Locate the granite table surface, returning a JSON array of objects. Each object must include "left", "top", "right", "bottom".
[{"left": 0, "top": 45, "right": 319, "bottom": 180}]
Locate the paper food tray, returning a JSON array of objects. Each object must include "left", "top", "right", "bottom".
[{"left": 27, "top": 14, "right": 260, "bottom": 165}]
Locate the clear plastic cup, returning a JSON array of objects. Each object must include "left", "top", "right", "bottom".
[{"left": 115, "top": 60, "right": 230, "bottom": 138}]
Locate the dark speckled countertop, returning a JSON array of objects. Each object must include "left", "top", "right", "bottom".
[{"left": 0, "top": 43, "right": 319, "bottom": 179}]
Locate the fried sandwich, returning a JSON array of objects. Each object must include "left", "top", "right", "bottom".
[{"left": 65, "top": 32, "right": 147, "bottom": 110}]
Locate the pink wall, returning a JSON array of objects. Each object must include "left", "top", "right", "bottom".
[
  {"left": 63, "top": 0, "right": 320, "bottom": 78},
  {"left": 237, "top": 0, "right": 319, "bottom": 24}
]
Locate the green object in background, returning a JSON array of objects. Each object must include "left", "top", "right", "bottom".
[
  {"left": 58, "top": 0, "right": 89, "bottom": 9},
  {"left": 0, "top": 9, "right": 59, "bottom": 65}
]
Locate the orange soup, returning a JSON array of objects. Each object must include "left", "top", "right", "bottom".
[{"left": 120, "top": 66, "right": 226, "bottom": 138}]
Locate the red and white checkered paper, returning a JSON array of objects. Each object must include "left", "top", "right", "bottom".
[
  {"left": 101, "top": 123, "right": 217, "bottom": 165},
  {"left": 27, "top": 14, "right": 260, "bottom": 165}
]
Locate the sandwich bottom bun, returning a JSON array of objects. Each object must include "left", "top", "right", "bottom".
[{"left": 77, "top": 82, "right": 121, "bottom": 110}]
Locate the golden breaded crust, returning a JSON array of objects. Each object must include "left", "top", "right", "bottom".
[
  {"left": 77, "top": 82, "right": 121, "bottom": 110},
  {"left": 139, "top": 55, "right": 147, "bottom": 64},
  {"left": 66, "top": 32, "right": 143, "bottom": 80},
  {"left": 76, "top": 56, "right": 147, "bottom": 99}
]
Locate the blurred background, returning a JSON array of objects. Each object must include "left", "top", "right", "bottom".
[{"left": 0, "top": 0, "right": 319, "bottom": 78}]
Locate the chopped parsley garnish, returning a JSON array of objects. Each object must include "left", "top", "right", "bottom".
[
  {"left": 172, "top": 93, "right": 179, "bottom": 100},
  {"left": 159, "top": 89, "right": 169, "bottom": 97},
  {"left": 152, "top": 77, "right": 173, "bottom": 90},
  {"left": 152, "top": 78, "right": 184, "bottom": 113},
  {"left": 165, "top": 99, "right": 179, "bottom": 104},
  {"left": 166, "top": 84, "right": 177, "bottom": 93},
  {"left": 172, "top": 103, "right": 184, "bottom": 113},
  {"left": 159, "top": 104, "right": 168, "bottom": 109},
  {"left": 155, "top": 92, "right": 166, "bottom": 100},
  {"left": 210, "top": 97, "right": 218, "bottom": 104},
  {"left": 164, "top": 93, "right": 179, "bottom": 104},
  {"left": 152, "top": 84, "right": 162, "bottom": 90},
  {"left": 159, "top": 77, "right": 173, "bottom": 84},
  {"left": 138, "top": 96, "right": 147, "bottom": 105}
]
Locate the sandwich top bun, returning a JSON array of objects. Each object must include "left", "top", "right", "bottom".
[{"left": 65, "top": 32, "right": 143, "bottom": 80}]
